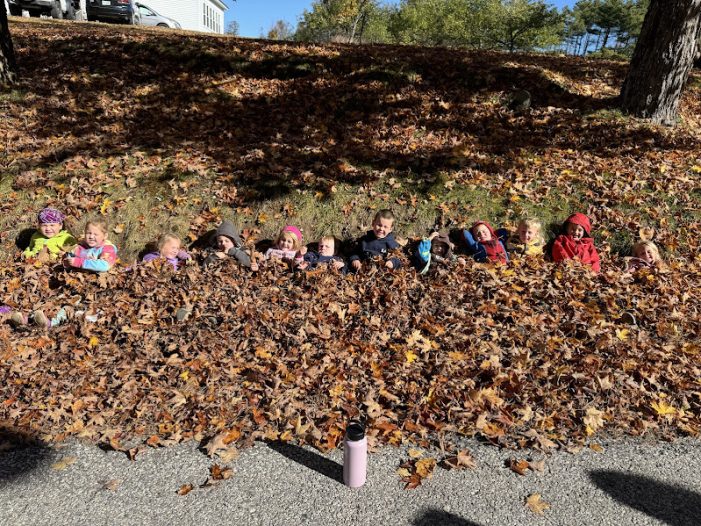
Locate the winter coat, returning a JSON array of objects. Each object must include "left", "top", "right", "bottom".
[
  {"left": 142, "top": 250, "right": 190, "bottom": 270},
  {"left": 67, "top": 241, "right": 118, "bottom": 272},
  {"left": 496, "top": 228, "right": 544, "bottom": 257},
  {"left": 264, "top": 247, "right": 303, "bottom": 262},
  {"left": 414, "top": 233, "right": 454, "bottom": 274},
  {"left": 204, "top": 221, "right": 251, "bottom": 268},
  {"left": 349, "top": 231, "right": 402, "bottom": 269},
  {"left": 551, "top": 236, "right": 600, "bottom": 272},
  {"left": 22, "top": 230, "right": 77, "bottom": 260},
  {"left": 301, "top": 251, "right": 346, "bottom": 273},
  {"left": 551, "top": 213, "right": 600, "bottom": 272},
  {"left": 463, "top": 222, "right": 509, "bottom": 263}
]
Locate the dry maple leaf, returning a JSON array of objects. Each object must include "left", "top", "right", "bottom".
[
  {"left": 525, "top": 493, "right": 551, "bottom": 515},
  {"left": 177, "top": 483, "right": 194, "bottom": 496}
]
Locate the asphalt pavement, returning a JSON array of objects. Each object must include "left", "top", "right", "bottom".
[{"left": 0, "top": 435, "right": 699, "bottom": 526}]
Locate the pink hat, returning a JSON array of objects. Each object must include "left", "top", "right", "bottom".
[{"left": 282, "top": 225, "right": 303, "bottom": 244}]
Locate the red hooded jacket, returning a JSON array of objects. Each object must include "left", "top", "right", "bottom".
[
  {"left": 551, "top": 213, "right": 600, "bottom": 272},
  {"left": 470, "top": 221, "right": 508, "bottom": 263}
]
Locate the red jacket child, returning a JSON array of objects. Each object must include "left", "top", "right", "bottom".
[{"left": 551, "top": 213, "right": 600, "bottom": 272}]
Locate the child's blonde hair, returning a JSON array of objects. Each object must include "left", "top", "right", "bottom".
[
  {"left": 517, "top": 218, "right": 545, "bottom": 244},
  {"left": 276, "top": 230, "right": 302, "bottom": 251},
  {"left": 85, "top": 218, "right": 108, "bottom": 235},
  {"left": 632, "top": 240, "right": 661, "bottom": 263},
  {"left": 157, "top": 233, "right": 181, "bottom": 251}
]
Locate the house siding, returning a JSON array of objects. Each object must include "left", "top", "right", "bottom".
[{"left": 139, "top": 0, "right": 226, "bottom": 34}]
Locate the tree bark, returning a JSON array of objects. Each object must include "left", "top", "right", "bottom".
[
  {"left": 620, "top": 0, "right": 701, "bottom": 125},
  {"left": 0, "top": 0, "right": 18, "bottom": 85}
]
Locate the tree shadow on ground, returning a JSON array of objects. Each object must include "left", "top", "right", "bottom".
[
  {"left": 590, "top": 470, "right": 701, "bottom": 526},
  {"left": 266, "top": 440, "right": 344, "bottom": 484},
  {"left": 412, "top": 508, "right": 482, "bottom": 526},
  {"left": 0, "top": 427, "right": 51, "bottom": 484},
  {"left": 6, "top": 21, "right": 697, "bottom": 202}
]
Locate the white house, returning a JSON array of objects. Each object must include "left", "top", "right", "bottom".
[{"left": 139, "top": 0, "right": 228, "bottom": 34}]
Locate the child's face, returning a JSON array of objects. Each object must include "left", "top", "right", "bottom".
[
  {"left": 39, "top": 222, "right": 62, "bottom": 238},
  {"left": 160, "top": 238, "right": 181, "bottom": 259},
  {"left": 278, "top": 234, "right": 296, "bottom": 251},
  {"left": 318, "top": 238, "right": 335, "bottom": 257},
  {"left": 372, "top": 218, "right": 393, "bottom": 239},
  {"left": 518, "top": 224, "right": 538, "bottom": 244},
  {"left": 635, "top": 245, "right": 657, "bottom": 264},
  {"left": 473, "top": 224, "right": 492, "bottom": 243},
  {"left": 566, "top": 222, "right": 585, "bottom": 240},
  {"left": 432, "top": 242, "right": 448, "bottom": 257},
  {"left": 217, "top": 235, "right": 234, "bottom": 252},
  {"left": 84, "top": 225, "right": 106, "bottom": 248}
]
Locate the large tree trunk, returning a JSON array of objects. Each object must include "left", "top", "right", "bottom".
[
  {"left": 620, "top": 0, "right": 701, "bottom": 125},
  {"left": 0, "top": 0, "right": 18, "bottom": 85}
]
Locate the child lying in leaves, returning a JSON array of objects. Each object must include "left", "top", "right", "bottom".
[
  {"left": 22, "top": 207, "right": 77, "bottom": 263},
  {"left": 550, "top": 213, "right": 600, "bottom": 273},
  {"left": 297, "top": 236, "right": 346, "bottom": 272},
  {"left": 350, "top": 209, "right": 402, "bottom": 272},
  {"left": 63, "top": 219, "right": 117, "bottom": 273},
  {"left": 463, "top": 221, "right": 509, "bottom": 263}
]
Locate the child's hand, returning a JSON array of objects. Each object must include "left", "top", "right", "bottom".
[
  {"left": 298, "top": 261, "right": 309, "bottom": 270},
  {"left": 63, "top": 257, "right": 77, "bottom": 268},
  {"left": 332, "top": 260, "right": 345, "bottom": 271},
  {"left": 352, "top": 260, "right": 361, "bottom": 271},
  {"left": 428, "top": 231, "right": 440, "bottom": 241},
  {"left": 215, "top": 251, "right": 227, "bottom": 259},
  {"left": 385, "top": 260, "right": 394, "bottom": 270},
  {"left": 297, "top": 246, "right": 307, "bottom": 257}
]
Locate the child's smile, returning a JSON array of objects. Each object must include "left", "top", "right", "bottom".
[
  {"left": 372, "top": 218, "right": 393, "bottom": 239},
  {"left": 566, "top": 223, "right": 585, "bottom": 240},
  {"left": 84, "top": 225, "right": 107, "bottom": 248},
  {"left": 39, "top": 223, "right": 61, "bottom": 238}
]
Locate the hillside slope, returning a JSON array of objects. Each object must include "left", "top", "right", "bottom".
[{"left": 1, "top": 17, "right": 700, "bottom": 258}]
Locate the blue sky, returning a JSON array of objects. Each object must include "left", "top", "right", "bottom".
[{"left": 224, "top": 1, "right": 576, "bottom": 38}]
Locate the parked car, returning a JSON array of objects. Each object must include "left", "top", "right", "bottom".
[
  {"left": 8, "top": 0, "right": 79, "bottom": 19},
  {"left": 86, "top": 0, "right": 140, "bottom": 25},
  {"left": 136, "top": 3, "right": 180, "bottom": 29}
]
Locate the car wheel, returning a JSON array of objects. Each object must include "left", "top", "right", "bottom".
[
  {"left": 9, "top": 5, "right": 22, "bottom": 16},
  {"left": 157, "top": 23, "right": 168, "bottom": 27}
]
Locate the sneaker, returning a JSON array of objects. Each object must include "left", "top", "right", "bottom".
[
  {"left": 9, "top": 312, "right": 27, "bottom": 327},
  {"left": 176, "top": 307, "right": 192, "bottom": 322},
  {"left": 32, "top": 310, "right": 51, "bottom": 329}
]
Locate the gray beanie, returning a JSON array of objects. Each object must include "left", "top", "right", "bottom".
[{"left": 214, "top": 220, "right": 242, "bottom": 247}]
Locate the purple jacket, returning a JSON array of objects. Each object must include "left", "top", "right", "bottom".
[{"left": 142, "top": 250, "right": 190, "bottom": 270}]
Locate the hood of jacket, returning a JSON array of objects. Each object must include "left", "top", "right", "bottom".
[
  {"left": 215, "top": 220, "right": 242, "bottom": 247},
  {"left": 563, "top": 213, "right": 592, "bottom": 237}
]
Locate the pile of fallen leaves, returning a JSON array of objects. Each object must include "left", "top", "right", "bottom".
[{"left": 1, "top": 253, "right": 699, "bottom": 466}]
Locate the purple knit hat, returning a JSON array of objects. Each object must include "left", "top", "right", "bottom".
[
  {"left": 38, "top": 207, "right": 65, "bottom": 225},
  {"left": 282, "top": 225, "right": 303, "bottom": 244}
]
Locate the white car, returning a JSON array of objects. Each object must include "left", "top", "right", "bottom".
[{"left": 136, "top": 2, "right": 180, "bottom": 29}]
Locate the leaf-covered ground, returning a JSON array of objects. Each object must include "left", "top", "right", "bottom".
[{"left": 0, "top": 19, "right": 700, "bottom": 463}]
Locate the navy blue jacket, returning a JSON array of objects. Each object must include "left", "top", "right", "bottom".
[
  {"left": 349, "top": 231, "right": 402, "bottom": 269},
  {"left": 301, "top": 251, "right": 346, "bottom": 273}
]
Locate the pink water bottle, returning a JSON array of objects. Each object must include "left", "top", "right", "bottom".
[{"left": 343, "top": 421, "right": 367, "bottom": 488}]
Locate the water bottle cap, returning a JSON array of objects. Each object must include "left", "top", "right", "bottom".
[{"left": 346, "top": 421, "right": 365, "bottom": 441}]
